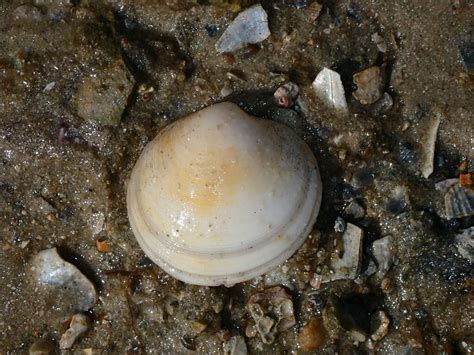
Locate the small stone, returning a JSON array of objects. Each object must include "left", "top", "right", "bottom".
[
  {"left": 344, "top": 201, "right": 365, "bottom": 219},
  {"left": 190, "top": 320, "right": 208, "bottom": 334},
  {"left": 371, "top": 33, "right": 387, "bottom": 53},
  {"left": 216, "top": 5, "right": 270, "bottom": 53},
  {"left": 220, "top": 86, "right": 233, "bottom": 98},
  {"left": 298, "top": 318, "right": 327, "bottom": 351},
  {"left": 224, "top": 335, "right": 248, "bottom": 355},
  {"left": 310, "top": 273, "right": 323, "bottom": 289},
  {"left": 352, "top": 66, "right": 384, "bottom": 105},
  {"left": 74, "top": 59, "right": 135, "bottom": 126},
  {"left": 59, "top": 313, "right": 91, "bottom": 349},
  {"left": 28, "top": 197, "right": 56, "bottom": 217},
  {"left": 305, "top": 2, "right": 322, "bottom": 22},
  {"left": 29, "top": 339, "right": 55, "bottom": 355}
]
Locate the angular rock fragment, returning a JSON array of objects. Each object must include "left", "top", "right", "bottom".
[
  {"left": 312, "top": 68, "right": 348, "bottom": 116},
  {"left": 74, "top": 59, "right": 135, "bottom": 126},
  {"left": 59, "top": 313, "right": 91, "bottom": 349},
  {"left": 216, "top": 5, "right": 270, "bottom": 53},
  {"left": 323, "top": 223, "right": 364, "bottom": 282},
  {"left": 247, "top": 286, "right": 295, "bottom": 344},
  {"left": 352, "top": 66, "right": 384, "bottom": 105},
  {"left": 31, "top": 248, "right": 97, "bottom": 312}
]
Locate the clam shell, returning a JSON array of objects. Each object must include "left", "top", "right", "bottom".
[{"left": 127, "top": 102, "right": 322, "bottom": 286}]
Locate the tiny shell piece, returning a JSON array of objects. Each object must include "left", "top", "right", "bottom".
[
  {"left": 274, "top": 82, "right": 299, "bottom": 108},
  {"left": 323, "top": 223, "right": 364, "bottom": 282},
  {"left": 312, "top": 68, "right": 348, "bottom": 115},
  {"left": 420, "top": 114, "right": 441, "bottom": 178},
  {"left": 216, "top": 5, "right": 270, "bottom": 53},
  {"left": 59, "top": 313, "right": 91, "bottom": 349}
]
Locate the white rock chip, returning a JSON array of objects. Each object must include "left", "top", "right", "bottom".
[
  {"left": 312, "top": 68, "right": 348, "bottom": 116},
  {"left": 323, "top": 223, "right": 364, "bottom": 282},
  {"left": 216, "top": 5, "right": 270, "bottom": 53},
  {"left": 31, "top": 248, "right": 96, "bottom": 312},
  {"left": 59, "top": 313, "right": 91, "bottom": 349}
]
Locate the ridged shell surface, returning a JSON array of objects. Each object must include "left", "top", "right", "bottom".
[{"left": 127, "top": 102, "right": 322, "bottom": 286}]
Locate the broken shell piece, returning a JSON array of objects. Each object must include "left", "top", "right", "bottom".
[
  {"left": 436, "top": 178, "right": 474, "bottom": 219},
  {"left": 370, "top": 310, "right": 390, "bottom": 342},
  {"left": 298, "top": 318, "right": 327, "bottom": 351},
  {"left": 419, "top": 114, "right": 441, "bottom": 178},
  {"left": 312, "top": 68, "right": 348, "bottom": 116},
  {"left": 247, "top": 286, "right": 296, "bottom": 344},
  {"left": 352, "top": 66, "right": 384, "bottom": 105},
  {"left": 216, "top": 5, "right": 270, "bottom": 53},
  {"left": 323, "top": 223, "right": 364, "bottom": 282},
  {"left": 454, "top": 227, "right": 474, "bottom": 262},
  {"left": 59, "top": 313, "right": 91, "bottom": 349},
  {"left": 274, "top": 82, "right": 299, "bottom": 108},
  {"left": 31, "top": 248, "right": 96, "bottom": 312}
]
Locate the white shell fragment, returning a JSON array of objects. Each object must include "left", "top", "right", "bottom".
[
  {"left": 31, "top": 248, "right": 96, "bottom": 312},
  {"left": 127, "top": 102, "right": 322, "bottom": 286},
  {"left": 60, "top": 313, "right": 91, "bottom": 349},
  {"left": 312, "top": 68, "right": 348, "bottom": 116},
  {"left": 420, "top": 114, "right": 441, "bottom": 178},
  {"left": 454, "top": 227, "right": 474, "bottom": 262},
  {"left": 323, "top": 222, "right": 364, "bottom": 282},
  {"left": 216, "top": 5, "right": 270, "bottom": 53}
]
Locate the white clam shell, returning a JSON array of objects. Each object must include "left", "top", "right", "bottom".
[{"left": 127, "top": 102, "right": 322, "bottom": 286}]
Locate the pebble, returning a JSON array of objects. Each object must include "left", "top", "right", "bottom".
[
  {"left": 352, "top": 66, "right": 384, "bottom": 105},
  {"left": 312, "top": 67, "right": 348, "bottom": 116},
  {"left": 216, "top": 5, "right": 270, "bottom": 53},
  {"left": 59, "top": 313, "right": 91, "bottom": 349},
  {"left": 344, "top": 200, "right": 365, "bottom": 219},
  {"left": 31, "top": 248, "right": 97, "bottom": 312},
  {"left": 298, "top": 318, "right": 327, "bottom": 351},
  {"left": 74, "top": 59, "right": 135, "bottom": 126}
]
